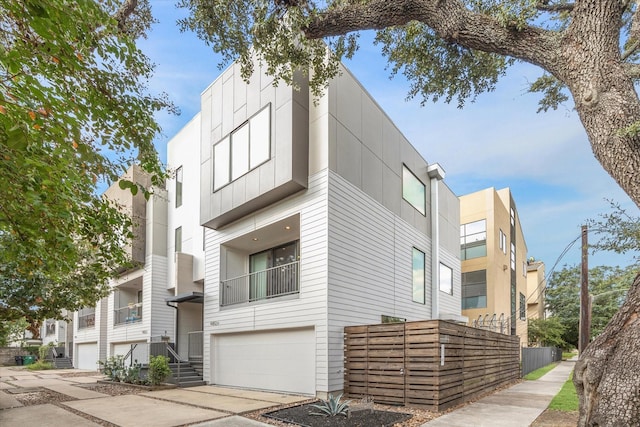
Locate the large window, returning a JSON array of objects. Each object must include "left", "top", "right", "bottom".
[
  {"left": 460, "top": 219, "right": 487, "bottom": 260},
  {"left": 519, "top": 292, "right": 526, "bottom": 320},
  {"left": 213, "top": 105, "right": 271, "bottom": 190},
  {"left": 402, "top": 166, "right": 426, "bottom": 215},
  {"left": 175, "top": 166, "right": 183, "bottom": 208},
  {"left": 462, "top": 270, "right": 487, "bottom": 309},
  {"left": 412, "top": 248, "right": 425, "bottom": 303},
  {"left": 439, "top": 263, "right": 453, "bottom": 295},
  {"left": 249, "top": 241, "right": 299, "bottom": 301},
  {"left": 78, "top": 307, "right": 96, "bottom": 329},
  {"left": 499, "top": 229, "right": 507, "bottom": 254}
]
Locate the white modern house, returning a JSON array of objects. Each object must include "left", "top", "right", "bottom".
[
  {"left": 70, "top": 60, "right": 463, "bottom": 396},
  {"left": 196, "top": 61, "right": 463, "bottom": 397}
]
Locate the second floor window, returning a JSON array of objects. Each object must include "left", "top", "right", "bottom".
[
  {"left": 213, "top": 105, "right": 271, "bottom": 191},
  {"left": 462, "top": 269, "right": 487, "bottom": 310},
  {"left": 412, "top": 247, "right": 425, "bottom": 304},
  {"left": 175, "top": 166, "right": 183, "bottom": 208},
  {"left": 175, "top": 227, "right": 182, "bottom": 253}
]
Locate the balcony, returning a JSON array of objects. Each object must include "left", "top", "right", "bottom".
[
  {"left": 78, "top": 312, "right": 96, "bottom": 329},
  {"left": 220, "top": 261, "right": 299, "bottom": 307},
  {"left": 114, "top": 303, "right": 143, "bottom": 326}
]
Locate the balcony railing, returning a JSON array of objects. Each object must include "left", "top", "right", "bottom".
[
  {"left": 114, "top": 304, "right": 143, "bottom": 326},
  {"left": 78, "top": 312, "right": 96, "bottom": 329},
  {"left": 220, "top": 261, "right": 299, "bottom": 307}
]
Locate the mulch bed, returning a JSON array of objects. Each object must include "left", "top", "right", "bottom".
[
  {"left": 10, "top": 389, "right": 76, "bottom": 406},
  {"left": 80, "top": 383, "right": 148, "bottom": 396},
  {"left": 264, "top": 402, "right": 411, "bottom": 427}
]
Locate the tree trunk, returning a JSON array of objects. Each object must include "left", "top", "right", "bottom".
[{"left": 574, "top": 273, "right": 640, "bottom": 426}]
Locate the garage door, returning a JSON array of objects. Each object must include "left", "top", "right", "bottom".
[
  {"left": 76, "top": 343, "right": 97, "bottom": 370},
  {"left": 213, "top": 328, "right": 315, "bottom": 395}
]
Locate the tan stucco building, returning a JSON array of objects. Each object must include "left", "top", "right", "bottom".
[
  {"left": 460, "top": 188, "right": 529, "bottom": 347},
  {"left": 526, "top": 259, "right": 546, "bottom": 321}
]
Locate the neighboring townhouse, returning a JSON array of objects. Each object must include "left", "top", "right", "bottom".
[
  {"left": 165, "top": 115, "right": 206, "bottom": 362},
  {"left": 526, "top": 258, "right": 546, "bottom": 320},
  {"left": 73, "top": 299, "right": 108, "bottom": 369},
  {"left": 41, "top": 312, "right": 72, "bottom": 355},
  {"left": 73, "top": 165, "right": 176, "bottom": 369},
  {"left": 197, "top": 60, "right": 463, "bottom": 397},
  {"left": 459, "top": 188, "right": 529, "bottom": 346}
]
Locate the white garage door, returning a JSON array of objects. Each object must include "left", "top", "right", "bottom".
[
  {"left": 213, "top": 328, "right": 315, "bottom": 395},
  {"left": 76, "top": 343, "right": 97, "bottom": 370}
]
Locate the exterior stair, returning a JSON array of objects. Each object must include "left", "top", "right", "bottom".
[
  {"left": 167, "top": 361, "right": 205, "bottom": 387},
  {"left": 189, "top": 357, "right": 203, "bottom": 377},
  {"left": 50, "top": 357, "right": 74, "bottom": 369}
]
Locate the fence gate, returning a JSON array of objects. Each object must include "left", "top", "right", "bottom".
[{"left": 344, "top": 323, "right": 405, "bottom": 405}]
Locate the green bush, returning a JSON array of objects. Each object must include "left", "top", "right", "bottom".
[
  {"left": 98, "top": 355, "right": 144, "bottom": 384},
  {"left": 26, "top": 361, "right": 54, "bottom": 370},
  {"left": 147, "top": 355, "right": 171, "bottom": 386}
]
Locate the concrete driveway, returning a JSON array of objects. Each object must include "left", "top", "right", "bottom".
[{"left": 0, "top": 366, "right": 309, "bottom": 427}]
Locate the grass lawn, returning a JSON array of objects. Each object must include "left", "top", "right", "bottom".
[
  {"left": 524, "top": 362, "right": 559, "bottom": 380},
  {"left": 562, "top": 352, "right": 576, "bottom": 360},
  {"left": 549, "top": 372, "right": 578, "bottom": 411}
]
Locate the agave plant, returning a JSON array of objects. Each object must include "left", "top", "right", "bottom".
[{"left": 310, "top": 393, "right": 351, "bottom": 417}]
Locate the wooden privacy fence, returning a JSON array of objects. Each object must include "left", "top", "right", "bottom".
[{"left": 344, "top": 320, "right": 520, "bottom": 411}]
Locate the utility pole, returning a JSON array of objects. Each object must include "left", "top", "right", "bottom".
[{"left": 579, "top": 225, "right": 590, "bottom": 355}]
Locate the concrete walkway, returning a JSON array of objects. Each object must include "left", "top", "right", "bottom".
[
  {"left": 0, "top": 366, "right": 308, "bottom": 427},
  {"left": 422, "top": 360, "right": 576, "bottom": 427}
]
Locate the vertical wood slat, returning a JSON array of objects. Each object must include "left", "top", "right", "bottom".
[{"left": 344, "top": 320, "right": 520, "bottom": 411}]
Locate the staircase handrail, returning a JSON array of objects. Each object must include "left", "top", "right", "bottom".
[{"left": 164, "top": 342, "right": 183, "bottom": 386}]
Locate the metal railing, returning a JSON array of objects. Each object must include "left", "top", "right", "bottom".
[
  {"left": 471, "top": 313, "right": 512, "bottom": 335},
  {"left": 188, "top": 331, "right": 203, "bottom": 359},
  {"left": 78, "top": 312, "right": 96, "bottom": 329},
  {"left": 114, "top": 304, "right": 143, "bottom": 326},
  {"left": 220, "top": 261, "right": 299, "bottom": 306}
]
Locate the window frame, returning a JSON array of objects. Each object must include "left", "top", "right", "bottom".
[
  {"left": 519, "top": 292, "right": 526, "bottom": 320},
  {"left": 460, "top": 219, "right": 487, "bottom": 260},
  {"left": 175, "top": 226, "right": 182, "bottom": 253},
  {"left": 412, "top": 247, "right": 426, "bottom": 304},
  {"left": 402, "top": 165, "right": 426, "bottom": 216},
  {"left": 462, "top": 269, "right": 487, "bottom": 310},
  {"left": 439, "top": 263, "right": 453, "bottom": 295},
  {"left": 212, "top": 104, "right": 271, "bottom": 191},
  {"left": 175, "top": 166, "right": 183, "bottom": 208}
]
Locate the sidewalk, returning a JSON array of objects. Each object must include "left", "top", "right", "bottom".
[{"left": 422, "top": 359, "right": 575, "bottom": 427}]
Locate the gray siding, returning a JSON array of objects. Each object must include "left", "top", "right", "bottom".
[
  {"left": 327, "top": 171, "right": 434, "bottom": 392},
  {"left": 327, "top": 64, "right": 434, "bottom": 236},
  {"left": 200, "top": 61, "right": 309, "bottom": 229}
]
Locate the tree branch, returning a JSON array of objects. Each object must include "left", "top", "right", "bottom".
[
  {"left": 536, "top": 1, "right": 575, "bottom": 12},
  {"left": 114, "top": 0, "right": 138, "bottom": 32},
  {"left": 623, "top": 5, "right": 640, "bottom": 60},
  {"left": 303, "top": 0, "right": 561, "bottom": 72},
  {"left": 624, "top": 62, "right": 640, "bottom": 78}
]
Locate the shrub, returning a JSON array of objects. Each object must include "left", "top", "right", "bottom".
[
  {"left": 99, "top": 355, "right": 126, "bottom": 382},
  {"left": 26, "top": 361, "right": 54, "bottom": 371},
  {"left": 310, "top": 393, "right": 351, "bottom": 417},
  {"left": 148, "top": 355, "right": 171, "bottom": 386}
]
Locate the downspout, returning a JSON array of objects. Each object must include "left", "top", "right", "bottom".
[
  {"left": 427, "top": 164, "right": 446, "bottom": 320},
  {"left": 166, "top": 301, "right": 178, "bottom": 354}
]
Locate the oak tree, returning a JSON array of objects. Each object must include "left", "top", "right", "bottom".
[{"left": 177, "top": 0, "right": 640, "bottom": 424}]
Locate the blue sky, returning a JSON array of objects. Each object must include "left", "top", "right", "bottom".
[{"left": 140, "top": 1, "right": 639, "bottom": 274}]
